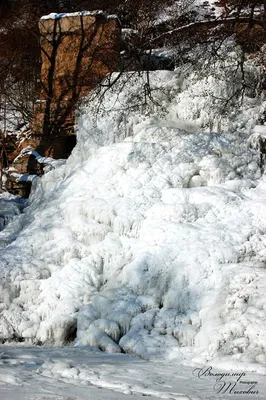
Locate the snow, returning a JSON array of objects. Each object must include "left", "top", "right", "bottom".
[
  {"left": 14, "top": 147, "right": 66, "bottom": 173},
  {"left": 0, "top": 346, "right": 265, "bottom": 399},
  {"left": 1, "top": 60, "right": 266, "bottom": 379},
  {"left": 40, "top": 10, "right": 118, "bottom": 21},
  {"left": 0, "top": 193, "right": 24, "bottom": 233},
  {"left": 9, "top": 172, "right": 39, "bottom": 183}
]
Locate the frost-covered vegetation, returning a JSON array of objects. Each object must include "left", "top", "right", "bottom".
[{"left": 1, "top": 58, "right": 266, "bottom": 371}]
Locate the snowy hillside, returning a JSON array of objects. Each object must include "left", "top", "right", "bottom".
[{"left": 1, "top": 63, "right": 266, "bottom": 371}]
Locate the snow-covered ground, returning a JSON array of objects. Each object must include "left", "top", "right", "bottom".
[
  {"left": 0, "top": 346, "right": 265, "bottom": 399},
  {"left": 1, "top": 62, "right": 266, "bottom": 397}
]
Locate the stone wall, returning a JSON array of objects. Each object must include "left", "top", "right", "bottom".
[
  {"left": 33, "top": 11, "right": 121, "bottom": 135},
  {"left": 3, "top": 11, "right": 120, "bottom": 196}
]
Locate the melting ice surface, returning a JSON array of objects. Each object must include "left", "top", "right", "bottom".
[{"left": 1, "top": 69, "right": 266, "bottom": 378}]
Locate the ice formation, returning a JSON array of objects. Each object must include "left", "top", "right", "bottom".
[
  {"left": 0, "top": 194, "right": 24, "bottom": 233},
  {"left": 1, "top": 66, "right": 266, "bottom": 370}
]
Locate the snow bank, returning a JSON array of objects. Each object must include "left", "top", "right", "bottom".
[{"left": 1, "top": 67, "right": 266, "bottom": 370}]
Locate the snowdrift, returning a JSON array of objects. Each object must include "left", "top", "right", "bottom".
[{"left": 1, "top": 67, "right": 266, "bottom": 369}]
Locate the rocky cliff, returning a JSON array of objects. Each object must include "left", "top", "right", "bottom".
[
  {"left": 33, "top": 11, "right": 121, "bottom": 136},
  {"left": 3, "top": 11, "right": 120, "bottom": 195}
]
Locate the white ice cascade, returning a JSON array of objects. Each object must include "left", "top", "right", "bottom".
[{"left": 1, "top": 68, "right": 266, "bottom": 369}]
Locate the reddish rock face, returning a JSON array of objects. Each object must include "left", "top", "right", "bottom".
[
  {"left": 32, "top": 12, "right": 121, "bottom": 135},
  {"left": 2, "top": 12, "right": 120, "bottom": 196}
]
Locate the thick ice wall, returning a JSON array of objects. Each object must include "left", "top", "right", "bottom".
[{"left": 1, "top": 69, "right": 266, "bottom": 369}]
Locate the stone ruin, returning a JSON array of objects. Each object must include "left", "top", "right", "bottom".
[{"left": 2, "top": 11, "right": 121, "bottom": 195}]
